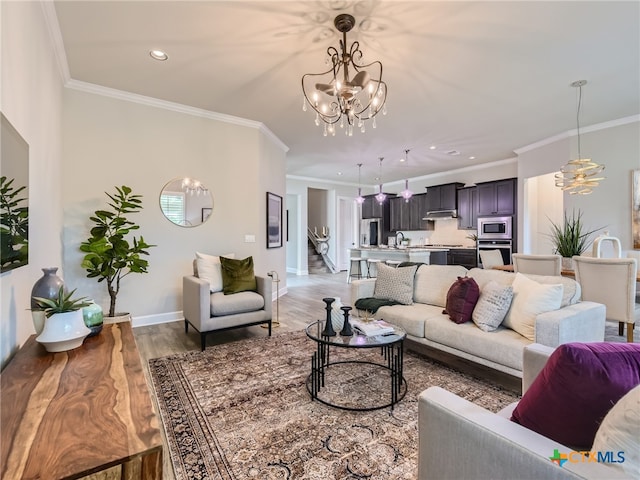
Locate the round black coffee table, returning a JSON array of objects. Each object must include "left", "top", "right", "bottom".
[{"left": 305, "top": 319, "right": 407, "bottom": 411}]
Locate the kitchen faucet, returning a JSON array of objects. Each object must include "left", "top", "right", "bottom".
[{"left": 396, "top": 231, "right": 405, "bottom": 246}]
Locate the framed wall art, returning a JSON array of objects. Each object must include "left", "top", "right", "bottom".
[{"left": 266, "top": 192, "right": 283, "bottom": 248}]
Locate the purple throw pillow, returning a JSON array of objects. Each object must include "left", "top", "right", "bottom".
[
  {"left": 511, "top": 342, "right": 640, "bottom": 449},
  {"left": 443, "top": 276, "right": 480, "bottom": 324}
]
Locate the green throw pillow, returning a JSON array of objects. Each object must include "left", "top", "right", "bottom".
[{"left": 220, "top": 256, "right": 257, "bottom": 294}]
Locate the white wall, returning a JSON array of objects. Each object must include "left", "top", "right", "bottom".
[
  {"left": 61, "top": 88, "right": 287, "bottom": 323},
  {"left": 517, "top": 119, "right": 640, "bottom": 253},
  {"left": 0, "top": 2, "right": 64, "bottom": 367}
]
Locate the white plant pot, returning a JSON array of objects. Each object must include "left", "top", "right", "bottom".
[{"left": 36, "top": 310, "right": 91, "bottom": 353}]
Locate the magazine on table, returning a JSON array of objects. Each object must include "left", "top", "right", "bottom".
[{"left": 351, "top": 318, "right": 395, "bottom": 337}]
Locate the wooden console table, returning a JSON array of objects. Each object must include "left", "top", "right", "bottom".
[{"left": 1, "top": 323, "right": 162, "bottom": 480}]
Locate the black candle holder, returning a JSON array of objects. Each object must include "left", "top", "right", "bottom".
[
  {"left": 340, "top": 306, "right": 353, "bottom": 336},
  {"left": 321, "top": 297, "right": 336, "bottom": 336}
]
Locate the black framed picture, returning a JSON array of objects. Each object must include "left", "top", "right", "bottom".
[
  {"left": 201, "top": 207, "right": 212, "bottom": 222},
  {"left": 266, "top": 192, "right": 283, "bottom": 248}
]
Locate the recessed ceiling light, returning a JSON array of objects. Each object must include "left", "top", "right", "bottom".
[
  {"left": 429, "top": 145, "right": 436, "bottom": 150},
  {"left": 337, "top": 172, "right": 343, "bottom": 176},
  {"left": 149, "top": 50, "right": 168, "bottom": 61},
  {"left": 469, "top": 156, "right": 475, "bottom": 160}
]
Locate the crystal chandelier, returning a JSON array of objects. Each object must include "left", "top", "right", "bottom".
[
  {"left": 375, "top": 157, "right": 386, "bottom": 205},
  {"left": 301, "top": 14, "right": 388, "bottom": 137},
  {"left": 400, "top": 149, "right": 413, "bottom": 202},
  {"left": 555, "top": 80, "right": 605, "bottom": 195},
  {"left": 182, "top": 178, "right": 208, "bottom": 196},
  {"left": 355, "top": 163, "right": 365, "bottom": 204}
]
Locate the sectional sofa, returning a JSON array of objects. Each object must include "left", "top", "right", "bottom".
[{"left": 351, "top": 265, "right": 606, "bottom": 377}]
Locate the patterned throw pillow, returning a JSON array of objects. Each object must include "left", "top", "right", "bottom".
[
  {"left": 443, "top": 276, "right": 480, "bottom": 324},
  {"left": 373, "top": 264, "right": 418, "bottom": 305},
  {"left": 472, "top": 280, "right": 514, "bottom": 331}
]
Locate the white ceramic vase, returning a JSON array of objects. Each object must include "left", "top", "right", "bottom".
[{"left": 36, "top": 310, "right": 91, "bottom": 353}]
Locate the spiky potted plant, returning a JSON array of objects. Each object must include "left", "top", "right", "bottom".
[
  {"left": 33, "top": 287, "right": 93, "bottom": 352},
  {"left": 80, "top": 186, "right": 155, "bottom": 318},
  {"left": 548, "top": 209, "right": 602, "bottom": 270}
]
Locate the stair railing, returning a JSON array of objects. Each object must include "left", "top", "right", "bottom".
[{"left": 307, "top": 228, "right": 338, "bottom": 274}]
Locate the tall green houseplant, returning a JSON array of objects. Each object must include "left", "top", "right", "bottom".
[
  {"left": 548, "top": 209, "right": 601, "bottom": 257},
  {"left": 80, "top": 186, "right": 155, "bottom": 317}
]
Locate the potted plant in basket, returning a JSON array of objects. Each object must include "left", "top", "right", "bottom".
[
  {"left": 548, "top": 209, "right": 602, "bottom": 270},
  {"left": 80, "top": 186, "right": 155, "bottom": 318},
  {"left": 33, "top": 287, "right": 93, "bottom": 352}
]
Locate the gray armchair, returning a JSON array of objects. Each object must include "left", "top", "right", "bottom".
[{"left": 183, "top": 268, "right": 272, "bottom": 351}]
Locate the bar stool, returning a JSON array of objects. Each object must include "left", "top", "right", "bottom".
[
  {"left": 385, "top": 260, "right": 402, "bottom": 268},
  {"left": 348, "top": 257, "right": 365, "bottom": 283},
  {"left": 366, "top": 258, "right": 382, "bottom": 278}
]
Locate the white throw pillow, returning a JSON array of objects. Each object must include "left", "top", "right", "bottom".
[
  {"left": 472, "top": 281, "right": 514, "bottom": 332},
  {"left": 195, "top": 252, "right": 235, "bottom": 293},
  {"left": 373, "top": 264, "right": 418, "bottom": 305},
  {"left": 591, "top": 384, "right": 640, "bottom": 478},
  {"left": 503, "top": 272, "right": 563, "bottom": 341}
]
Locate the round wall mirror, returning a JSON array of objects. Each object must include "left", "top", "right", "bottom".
[{"left": 159, "top": 177, "right": 213, "bottom": 227}]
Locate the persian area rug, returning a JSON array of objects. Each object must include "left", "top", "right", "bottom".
[{"left": 149, "top": 331, "right": 519, "bottom": 480}]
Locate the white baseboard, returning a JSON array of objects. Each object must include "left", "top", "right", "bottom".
[
  {"left": 132, "top": 311, "right": 183, "bottom": 328},
  {"left": 286, "top": 267, "right": 309, "bottom": 275}
]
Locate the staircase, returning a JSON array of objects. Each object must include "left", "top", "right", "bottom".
[{"left": 308, "top": 239, "right": 331, "bottom": 274}]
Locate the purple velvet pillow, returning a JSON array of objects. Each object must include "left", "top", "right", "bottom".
[
  {"left": 511, "top": 342, "right": 640, "bottom": 449},
  {"left": 443, "top": 276, "right": 480, "bottom": 324}
]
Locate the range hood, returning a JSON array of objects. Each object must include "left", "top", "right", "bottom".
[{"left": 422, "top": 209, "right": 458, "bottom": 221}]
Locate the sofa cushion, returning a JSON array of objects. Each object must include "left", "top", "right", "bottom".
[
  {"left": 220, "top": 256, "right": 257, "bottom": 294},
  {"left": 511, "top": 342, "right": 640, "bottom": 450},
  {"left": 414, "top": 265, "right": 468, "bottom": 307},
  {"left": 195, "top": 252, "right": 235, "bottom": 293},
  {"left": 443, "top": 277, "right": 480, "bottom": 324},
  {"left": 592, "top": 384, "right": 640, "bottom": 478},
  {"left": 502, "top": 273, "right": 563, "bottom": 341},
  {"left": 210, "top": 291, "right": 265, "bottom": 317},
  {"left": 467, "top": 268, "right": 579, "bottom": 308},
  {"left": 373, "top": 264, "right": 418, "bottom": 305},
  {"left": 472, "top": 281, "right": 514, "bottom": 332},
  {"left": 374, "top": 303, "right": 443, "bottom": 338},
  {"left": 425, "top": 315, "right": 529, "bottom": 371}
]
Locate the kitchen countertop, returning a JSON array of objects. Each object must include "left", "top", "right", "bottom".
[{"left": 354, "top": 246, "right": 476, "bottom": 252}]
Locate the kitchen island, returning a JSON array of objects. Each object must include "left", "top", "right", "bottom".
[{"left": 350, "top": 247, "right": 449, "bottom": 265}]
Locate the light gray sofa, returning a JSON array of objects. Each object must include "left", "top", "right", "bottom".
[
  {"left": 351, "top": 265, "right": 606, "bottom": 377},
  {"left": 418, "top": 344, "right": 633, "bottom": 479},
  {"left": 183, "top": 273, "right": 272, "bottom": 351}
]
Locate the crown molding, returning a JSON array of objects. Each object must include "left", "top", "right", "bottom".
[
  {"left": 65, "top": 80, "right": 289, "bottom": 153},
  {"left": 514, "top": 114, "right": 640, "bottom": 154},
  {"left": 40, "top": 0, "right": 71, "bottom": 83},
  {"left": 286, "top": 175, "right": 360, "bottom": 188}
]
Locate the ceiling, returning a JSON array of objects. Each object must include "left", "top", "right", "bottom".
[{"left": 53, "top": 1, "right": 640, "bottom": 186}]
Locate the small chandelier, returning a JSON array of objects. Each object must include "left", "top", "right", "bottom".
[
  {"left": 182, "top": 177, "right": 208, "bottom": 196},
  {"left": 375, "top": 157, "right": 386, "bottom": 205},
  {"left": 555, "top": 80, "right": 605, "bottom": 195},
  {"left": 400, "top": 149, "right": 413, "bottom": 202},
  {"left": 355, "top": 163, "right": 365, "bottom": 204},
  {"left": 301, "top": 14, "right": 388, "bottom": 137}
]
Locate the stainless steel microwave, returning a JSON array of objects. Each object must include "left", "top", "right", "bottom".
[{"left": 477, "top": 216, "right": 512, "bottom": 240}]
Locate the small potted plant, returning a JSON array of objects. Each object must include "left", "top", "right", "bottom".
[
  {"left": 548, "top": 209, "right": 602, "bottom": 270},
  {"left": 33, "top": 287, "right": 93, "bottom": 352},
  {"left": 80, "top": 186, "right": 155, "bottom": 319}
]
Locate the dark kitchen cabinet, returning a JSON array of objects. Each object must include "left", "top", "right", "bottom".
[
  {"left": 447, "top": 248, "right": 478, "bottom": 269},
  {"left": 426, "top": 183, "right": 463, "bottom": 212},
  {"left": 362, "top": 194, "right": 392, "bottom": 219},
  {"left": 457, "top": 187, "right": 478, "bottom": 230},
  {"left": 477, "top": 178, "right": 516, "bottom": 216},
  {"left": 389, "top": 194, "right": 433, "bottom": 231}
]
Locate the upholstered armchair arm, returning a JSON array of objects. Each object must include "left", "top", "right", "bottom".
[
  {"left": 183, "top": 275, "right": 210, "bottom": 331},
  {"left": 255, "top": 276, "right": 272, "bottom": 317},
  {"left": 350, "top": 278, "right": 376, "bottom": 303},
  {"left": 418, "top": 387, "right": 629, "bottom": 480},
  {"left": 534, "top": 301, "right": 606, "bottom": 347}
]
